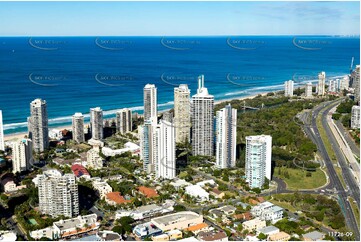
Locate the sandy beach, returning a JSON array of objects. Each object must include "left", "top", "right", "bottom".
[{"left": 4, "top": 92, "right": 267, "bottom": 143}]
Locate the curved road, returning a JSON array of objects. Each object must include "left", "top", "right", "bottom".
[{"left": 306, "top": 99, "right": 359, "bottom": 240}]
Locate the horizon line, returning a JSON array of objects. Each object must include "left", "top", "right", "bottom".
[{"left": 0, "top": 34, "right": 360, "bottom": 38}]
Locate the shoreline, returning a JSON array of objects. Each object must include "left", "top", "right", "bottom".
[{"left": 4, "top": 92, "right": 268, "bottom": 142}]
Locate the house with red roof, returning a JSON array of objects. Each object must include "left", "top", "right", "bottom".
[{"left": 71, "top": 164, "right": 91, "bottom": 180}]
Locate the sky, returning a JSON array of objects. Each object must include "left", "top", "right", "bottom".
[{"left": 0, "top": 1, "right": 359, "bottom": 36}]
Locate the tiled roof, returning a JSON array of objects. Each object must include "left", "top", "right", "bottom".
[
  {"left": 106, "top": 192, "right": 132, "bottom": 204},
  {"left": 138, "top": 186, "right": 158, "bottom": 198},
  {"left": 71, "top": 164, "right": 90, "bottom": 178},
  {"left": 185, "top": 223, "right": 209, "bottom": 232}
]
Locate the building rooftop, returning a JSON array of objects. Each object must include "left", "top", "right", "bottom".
[
  {"left": 138, "top": 186, "right": 158, "bottom": 198},
  {"left": 258, "top": 225, "right": 279, "bottom": 234},
  {"left": 151, "top": 211, "right": 201, "bottom": 227},
  {"left": 219, "top": 205, "right": 236, "bottom": 213},
  {"left": 269, "top": 205, "right": 283, "bottom": 213},
  {"left": 106, "top": 192, "right": 132, "bottom": 204},
  {"left": 134, "top": 204, "right": 161, "bottom": 213},
  {"left": 303, "top": 231, "right": 325, "bottom": 240},
  {"left": 71, "top": 164, "right": 90, "bottom": 178},
  {"left": 54, "top": 214, "right": 97, "bottom": 231},
  {"left": 211, "top": 188, "right": 223, "bottom": 195},
  {"left": 72, "top": 234, "right": 100, "bottom": 241},
  {"left": 185, "top": 223, "right": 209, "bottom": 232},
  {"left": 198, "top": 231, "right": 227, "bottom": 241},
  {"left": 97, "top": 231, "right": 121, "bottom": 241}
]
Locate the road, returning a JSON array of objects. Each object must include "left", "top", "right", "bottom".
[
  {"left": 303, "top": 99, "right": 360, "bottom": 240},
  {"left": 335, "top": 120, "right": 360, "bottom": 158}
]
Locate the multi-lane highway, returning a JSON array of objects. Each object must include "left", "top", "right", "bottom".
[{"left": 303, "top": 99, "right": 360, "bottom": 240}]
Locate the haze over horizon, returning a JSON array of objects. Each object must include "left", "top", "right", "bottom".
[{"left": 0, "top": 1, "right": 359, "bottom": 36}]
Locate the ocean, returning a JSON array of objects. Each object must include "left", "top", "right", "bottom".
[{"left": 0, "top": 36, "right": 359, "bottom": 135}]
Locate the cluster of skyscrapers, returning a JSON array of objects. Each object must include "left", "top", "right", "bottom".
[
  {"left": 284, "top": 71, "right": 354, "bottom": 99},
  {"left": 139, "top": 75, "right": 240, "bottom": 180}
]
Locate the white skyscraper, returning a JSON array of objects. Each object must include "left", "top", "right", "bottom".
[
  {"left": 139, "top": 120, "right": 156, "bottom": 173},
  {"left": 284, "top": 80, "right": 294, "bottom": 97},
  {"left": 72, "top": 113, "right": 85, "bottom": 143},
  {"left": 144, "top": 84, "right": 157, "bottom": 125},
  {"left": 28, "top": 98, "right": 49, "bottom": 153},
  {"left": 0, "top": 110, "right": 4, "bottom": 151},
  {"left": 192, "top": 75, "right": 214, "bottom": 156},
  {"left": 155, "top": 120, "right": 176, "bottom": 179},
  {"left": 12, "top": 139, "right": 33, "bottom": 173},
  {"left": 351, "top": 105, "right": 360, "bottom": 129},
  {"left": 339, "top": 76, "right": 349, "bottom": 91},
  {"left": 90, "top": 107, "right": 103, "bottom": 140},
  {"left": 174, "top": 84, "right": 191, "bottom": 143},
  {"left": 38, "top": 171, "right": 79, "bottom": 218},
  {"left": 305, "top": 82, "right": 313, "bottom": 98},
  {"left": 328, "top": 79, "right": 339, "bottom": 93},
  {"left": 317, "top": 71, "right": 326, "bottom": 96},
  {"left": 216, "top": 104, "right": 237, "bottom": 169},
  {"left": 116, "top": 108, "right": 132, "bottom": 134},
  {"left": 245, "top": 135, "right": 272, "bottom": 189}
]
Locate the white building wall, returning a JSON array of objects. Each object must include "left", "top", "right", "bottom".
[
  {"left": 155, "top": 120, "right": 176, "bottom": 179},
  {"left": 174, "top": 84, "right": 191, "bottom": 143},
  {"left": 245, "top": 135, "right": 272, "bottom": 188},
  {"left": 351, "top": 105, "right": 360, "bottom": 129},
  {"left": 216, "top": 104, "right": 237, "bottom": 169},
  {"left": 284, "top": 80, "right": 294, "bottom": 97},
  {"left": 28, "top": 98, "right": 49, "bottom": 152},
  {"left": 317, "top": 72, "right": 326, "bottom": 96},
  {"left": 90, "top": 107, "right": 103, "bottom": 140},
  {"left": 192, "top": 75, "right": 214, "bottom": 156},
  {"left": 12, "top": 139, "right": 33, "bottom": 173},
  {"left": 144, "top": 84, "right": 157, "bottom": 125},
  {"left": 72, "top": 113, "right": 85, "bottom": 143}
]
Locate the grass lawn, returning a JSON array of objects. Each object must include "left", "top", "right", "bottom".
[
  {"left": 316, "top": 115, "right": 337, "bottom": 163},
  {"left": 349, "top": 197, "right": 360, "bottom": 229},
  {"left": 27, "top": 218, "right": 38, "bottom": 225},
  {"left": 269, "top": 198, "right": 297, "bottom": 212},
  {"left": 274, "top": 167, "right": 326, "bottom": 190}
]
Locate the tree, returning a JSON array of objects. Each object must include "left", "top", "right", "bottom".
[
  {"left": 116, "top": 216, "right": 134, "bottom": 233},
  {"left": 262, "top": 177, "right": 269, "bottom": 190},
  {"left": 112, "top": 225, "right": 124, "bottom": 235},
  {"left": 174, "top": 205, "right": 186, "bottom": 212},
  {"left": 257, "top": 233, "right": 267, "bottom": 240}
]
